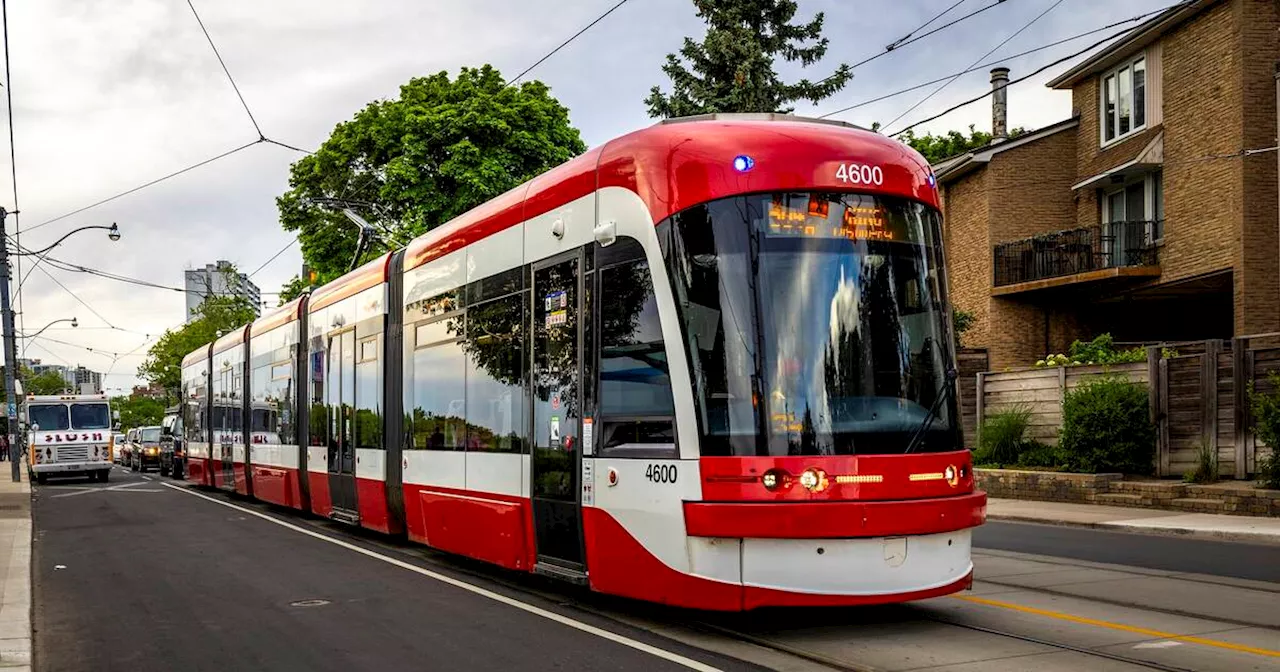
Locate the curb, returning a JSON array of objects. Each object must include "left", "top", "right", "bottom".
[{"left": 986, "top": 513, "right": 1280, "bottom": 546}]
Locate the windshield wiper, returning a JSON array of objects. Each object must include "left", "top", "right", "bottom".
[{"left": 903, "top": 368, "right": 957, "bottom": 454}]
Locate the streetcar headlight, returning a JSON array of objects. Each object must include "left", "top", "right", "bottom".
[
  {"left": 761, "top": 469, "right": 788, "bottom": 491},
  {"left": 945, "top": 465, "right": 958, "bottom": 487},
  {"left": 799, "top": 467, "right": 828, "bottom": 493}
]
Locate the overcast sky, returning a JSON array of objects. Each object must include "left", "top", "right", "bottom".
[{"left": 3, "top": 0, "right": 1172, "bottom": 393}]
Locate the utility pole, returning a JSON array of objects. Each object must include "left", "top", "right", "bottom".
[{"left": 0, "top": 206, "right": 19, "bottom": 481}]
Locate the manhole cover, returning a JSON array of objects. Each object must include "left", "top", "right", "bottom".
[{"left": 289, "top": 599, "right": 330, "bottom": 608}]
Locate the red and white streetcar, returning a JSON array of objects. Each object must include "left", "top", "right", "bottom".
[{"left": 179, "top": 113, "right": 986, "bottom": 610}]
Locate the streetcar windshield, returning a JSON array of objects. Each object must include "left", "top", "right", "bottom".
[{"left": 660, "top": 192, "right": 959, "bottom": 456}]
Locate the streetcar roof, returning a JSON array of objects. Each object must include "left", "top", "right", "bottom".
[
  {"left": 402, "top": 115, "right": 936, "bottom": 273},
  {"left": 308, "top": 252, "right": 393, "bottom": 313},
  {"left": 252, "top": 296, "right": 305, "bottom": 335},
  {"left": 212, "top": 325, "right": 249, "bottom": 356},
  {"left": 182, "top": 343, "right": 211, "bottom": 369}
]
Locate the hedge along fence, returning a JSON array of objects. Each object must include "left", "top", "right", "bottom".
[
  {"left": 976, "top": 337, "right": 1280, "bottom": 478},
  {"left": 976, "top": 362, "right": 1148, "bottom": 446}
]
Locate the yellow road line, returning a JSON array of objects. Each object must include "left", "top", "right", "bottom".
[{"left": 952, "top": 594, "right": 1280, "bottom": 659}]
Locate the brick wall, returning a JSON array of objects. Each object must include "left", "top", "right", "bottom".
[
  {"left": 977, "top": 469, "right": 1122, "bottom": 504},
  {"left": 1159, "top": 0, "right": 1241, "bottom": 286},
  {"left": 1236, "top": 0, "right": 1280, "bottom": 334},
  {"left": 943, "top": 170, "right": 991, "bottom": 349}
]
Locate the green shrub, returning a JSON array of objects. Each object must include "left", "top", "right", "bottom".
[
  {"left": 1034, "top": 333, "right": 1148, "bottom": 368},
  {"left": 977, "top": 406, "right": 1032, "bottom": 465},
  {"left": 1059, "top": 376, "right": 1155, "bottom": 474},
  {"left": 1016, "top": 441, "right": 1069, "bottom": 469},
  {"left": 1250, "top": 372, "right": 1280, "bottom": 489},
  {"left": 1183, "top": 439, "right": 1219, "bottom": 484},
  {"left": 952, "top": 308, "right": 975, "bottom": 350}
]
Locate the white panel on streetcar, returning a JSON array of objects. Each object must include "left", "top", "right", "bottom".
[
  {"left": 741, "top": 531, "right": 972, "bottom": 595},
  {"left": 355, "top": 448, "right": 385, "bottom": 481},
  {"left": 464, "top": 451, "right": 522, "bottom": 497},
  {"left": 403, "top": 450, "right": 465, "bottom": 489},
  {"left": 466, "top": 224, "right": 524, "bottom": 282}
]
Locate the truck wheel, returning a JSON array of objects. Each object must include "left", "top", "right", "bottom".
[
  {"left": 99, "top": 470, "right": 109, "bottom": 483},
  {"left": 35, "top": 473, "right": 47, "bottom": 485},
  {"left": 131, "top": 459, "right": 138, "bottom": 472}
]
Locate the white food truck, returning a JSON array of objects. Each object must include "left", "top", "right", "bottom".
[{"left": 26, "top": 394, "right": 114, "bottom": 483}]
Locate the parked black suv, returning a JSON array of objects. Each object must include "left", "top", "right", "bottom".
[
  {"left": 160, "top": 412, "right": 183, "bottom": 479},
  {"left": 131, "top": 425, "right": 162, "bottom": 472}
]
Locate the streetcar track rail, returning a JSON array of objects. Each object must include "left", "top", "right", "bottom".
[{"left": 179, "top": 482, "right": 1273, "bottom": 672}]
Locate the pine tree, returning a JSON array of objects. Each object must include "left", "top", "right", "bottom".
[{"left": 645, "top": 0, "right": 852, "bottom": 118}]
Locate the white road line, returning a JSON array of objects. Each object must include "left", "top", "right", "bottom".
[{"left": 162, "top": 483, "right": 722, "bottom": 672}]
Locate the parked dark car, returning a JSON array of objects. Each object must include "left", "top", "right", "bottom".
[
  {"left": 131, "top": 426, "right": 162, "bottom": 472},
  {"left": 120, "top": 428, "right": 137, "bottom": 465},
  {"left": 159, "top": 412, "right": 183, "bottom": 479}
]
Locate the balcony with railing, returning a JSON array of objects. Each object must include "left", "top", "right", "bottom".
[{"left": 992, "top": 220, "right": 1161, "bottom": 293}]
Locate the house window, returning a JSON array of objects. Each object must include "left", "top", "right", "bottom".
[
  {"left": 1101, "top": 55, "right": 1146, "bottom": 145},
  {"left": 1101, "top": 172, "right": 1164, "bottom": 258}
]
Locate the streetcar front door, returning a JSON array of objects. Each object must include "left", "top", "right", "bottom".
[
  {"left": 530, "top": 253, "right": 585, "bottom": 572},
  {"left": 327, "top": 330, "right": 359, "bottom": 521}
]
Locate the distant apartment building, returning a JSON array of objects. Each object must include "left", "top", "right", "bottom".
[
  {"left": 184, "top": 260, "right": 262, "bottom": 322},
  {"left": 935, "top": 0, "right": 1278, "bottom": 369},
  {"left": 20, "top": 362, "right": 102, "bottom": 394}
]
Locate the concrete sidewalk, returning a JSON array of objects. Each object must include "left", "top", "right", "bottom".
[
  {"left": 0, "top": 467, "right": 30, "bottom": 671},
  {"left": 988, "top": 497, "right": 1280, "bottom": 544}
]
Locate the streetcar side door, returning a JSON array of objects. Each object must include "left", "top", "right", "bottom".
[
  {"left": 327, "top": 330, "right": 359, "bottom": 520},
  {"left": 530, "top": 251, "right": 586, "bottom": 573}
]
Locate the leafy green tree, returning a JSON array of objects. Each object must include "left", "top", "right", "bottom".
[
  {"left": 138, "top": 290, "right": 258, "bottom": 393},
  {"left": 0, "top": 366, "right": 71, "bottom": 400},
  {"left": 897, "top": 124, "right": 1026, "bottom": 164},
  {"left": 645, "top": 0, "right": 852, "bottom": 118},
  {"left": 112, "top": 395, "right": 164, "bottom": 429},
  {"left": 276, "top": 65, "right": 587, "bottom": 286}
]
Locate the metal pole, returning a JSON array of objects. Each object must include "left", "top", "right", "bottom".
[{"left": 0, "top": 206, "right": 19, "bottom": 481}]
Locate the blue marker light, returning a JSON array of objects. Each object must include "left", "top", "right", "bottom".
[
  {"left": 733, "top": 155, "right": 755, "bottom": 172},
  {"left": 927, "top": 172, "right": 937, "bottom": 188}
]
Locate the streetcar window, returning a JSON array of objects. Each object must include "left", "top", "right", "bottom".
[
  {"left": 660, "top": 192, "right": 960, "bottom": 456},
  {"left": 28, "top": 405, "right": 70, "bottom": 431},
  {"left": 597, "top": 238, "right": 677, "bottom": 459},
  {"left": 463, "top": 293, "right": 526, "bottom": 453},
  {"left": 355, "top": 339, "right": 382, "bottom": 451},
  {"left": 409, "top": 317, "right": 466, "bottom": 451}
]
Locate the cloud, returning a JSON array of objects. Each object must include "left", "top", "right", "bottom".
[{"left": 3, "top": 0, "right": 1172, "bottom": 392}]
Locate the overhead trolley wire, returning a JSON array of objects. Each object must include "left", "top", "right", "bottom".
[
  {"left": 185, "top": 0, "right": 263, "bottom": 139},
  {"left": 846, "top": 0, "right": 1015, "bottom": 73},
  {"left": 505, "top": 0, "right": 633, "bottom": 86},
  {"left": 817, "top": 0, "right": 1192, "bottom": 122},
  {"left": 886, "top": 5, "right": 1192, "bottom": 138},
  {"left": 248, "top": 238, "right": 297, "bottom": 278},
  {"left": 885, "top": 0, "right": 969, "bottom": 52},
  {"left": 24, "top": 139, "right": 261, "bottom": 234},
  {"left": 881, "top": 0, "right": 1065, "bottom": 134}
]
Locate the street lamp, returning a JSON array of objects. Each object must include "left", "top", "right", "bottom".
[
  {"left": 17, "top": 222, "right": 121, "bottom": 257},
  {"left": 0, "top": 210, "right": 122, "bottom": 481},
  {"left": 19, "top": 317, "right": 77, "bottom": 341}
]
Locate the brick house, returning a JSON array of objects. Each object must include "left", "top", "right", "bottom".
[{"left": 937, "top": 0, "right": 1279, "bottom": 370}]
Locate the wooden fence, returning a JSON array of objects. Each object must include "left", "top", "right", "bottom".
[
  {"left": 974, "top": 336, "right": 1280, "bottom": 478},
  {"left": 1148, "top": 337, "right": 1280, "bottom": 478},
  {"left": 975, "top": 362, "right": 1148, "bottom": 445},
  {"left": 957, "top": 348, "right": 988, "bottom": 448}
]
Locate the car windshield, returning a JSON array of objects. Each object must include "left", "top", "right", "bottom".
[
  {"left": 141, "top": 428, "right": 161, "bottom": 442},
  {"left": 660, "top": 192, "right": 959, "bottom": 456},
  {"left": 28, "top": 404, "right": 70, "bottom": 431},
  {"left": 70, "top": 403, "right": 111, "bottom": 430}
]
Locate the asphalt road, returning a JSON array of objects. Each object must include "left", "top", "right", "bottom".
[
  {"left": 31, "top": 466, "right": 760, "bottom": 672},
  {"left": 974, "top": 520, "right": 1280, "bottom": 582}
]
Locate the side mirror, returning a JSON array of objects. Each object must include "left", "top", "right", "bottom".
[
  {"left": 30, "top": 424, "right": 38, "bottom": 433},
  {"left": 162, "top": 426, "right": 172, "bottom": 437}
]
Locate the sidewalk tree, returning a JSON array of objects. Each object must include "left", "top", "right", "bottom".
[
  {"left": 645, "top": 0, "right": 852, "bottom": 118},
  {"left": 896, "top": 124, "right": 1026, "bottom": 164},
  {"left": 276, "top": 65, "right": 587, "bottom": 291},
  {"left": 138, "top": 290, "right": 258, "bottom": 394},
  {"left": 111, "top": 395, "right": 164, "bottom": 429}
]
